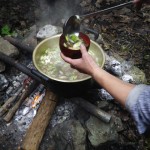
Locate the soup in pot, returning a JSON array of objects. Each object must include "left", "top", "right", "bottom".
[{"left": 37, "top": 47, "right": 99, "bottom": 81}]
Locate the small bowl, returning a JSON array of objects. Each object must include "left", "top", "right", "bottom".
[{"left": 59, "top": 32, "right": 90, "bottom": 59}]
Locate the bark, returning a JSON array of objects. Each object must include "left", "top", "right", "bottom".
[{"left": 21, "top": 88, "right": 58, "bottom": 150}]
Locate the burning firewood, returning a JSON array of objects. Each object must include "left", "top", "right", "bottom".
[{"left": 21, "top": 87, "right": 58, "bottom": 150}]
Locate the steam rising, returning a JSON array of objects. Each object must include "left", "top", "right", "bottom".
[{"left": 37, "top": 0, "right": 82, "bottom": 26}]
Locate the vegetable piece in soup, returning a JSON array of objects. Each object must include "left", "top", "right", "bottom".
[{"left": 63, "top": 33, "right": 86, "bottom": 50}]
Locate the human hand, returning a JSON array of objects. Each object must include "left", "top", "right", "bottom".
[
  {"left": 60, "top": 44, "right": 99, "bottom": 76},
  {"left": 133, "top": 0, "right": 150, "bottom": 10}
]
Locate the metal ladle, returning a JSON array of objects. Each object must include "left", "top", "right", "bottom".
[{"left": 63, "top": 1, "right": 133, "bottom": 36}]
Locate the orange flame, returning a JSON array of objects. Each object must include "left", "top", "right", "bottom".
[{"left": 32, "top": 94, "right": 40, "bottom": 108}]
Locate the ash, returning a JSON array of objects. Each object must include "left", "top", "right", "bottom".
[
  {"left": 50, "top": 98, "right": 77, "bottom": 128},
  {"left": 101, "top": 57, "right": 135, "bottom": 101},
  {"left": 0, "top": 62, "right": 40, "bottom": 149},
  {"left": 13, "top": 84, "right": 45, "bottom": 132}
]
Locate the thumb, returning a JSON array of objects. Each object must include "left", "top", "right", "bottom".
[
  {"left": 60, "top": 52, "right": 73, "bottom": 64},
  {"left": 80, "top": 44, "right": 88, "bottom": 54}
]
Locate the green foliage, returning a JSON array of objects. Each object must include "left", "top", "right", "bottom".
[{"left": 1, "top": 25, "right": 16, "bottom": 36}]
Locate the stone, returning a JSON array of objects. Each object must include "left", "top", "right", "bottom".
[
  {"left": 128, "top": 67, "right": 147, "bottom": 84},
  {"left": 22, "top": 25, "right": 37, "bottom": 48},
  {"left": 0, "top": 37, "right": 19, "bottom": 57},
  {"left": 0, "top": 37, "right": 19, "bottom": 72},
  {"left": 36, "top": 24, "right": 62, "bottom": 39},
  {"left": 50, "top": 119, "right": 86, "bottom": 150},
  {"left": 111, "top": 116, "right": 124, "bottom": 132},
  {"left": 86, "top": 116, "right": 118, "bottom": 147},
  {"left": 105, "top": 52, "right": 147, "bottom": 84},
  {"left": 96, "top": 100, "right": 111, "bottom": 110},
  {"left": 0, "top": 62, "right": 5, "bottom": 73}
]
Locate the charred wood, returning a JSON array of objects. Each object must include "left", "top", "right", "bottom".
[
  {"left": 3, "top": 80, "right": 39, "bottom": 122},
  {"left": 0, "top": 87, "right": 23, "bottom": 117}
]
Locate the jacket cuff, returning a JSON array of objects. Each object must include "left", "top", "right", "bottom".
[{"left": 125, "top": 84, "right": 147, "bottom": 111}]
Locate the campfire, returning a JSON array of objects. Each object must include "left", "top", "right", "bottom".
[{"left": 0, "top": 0, "right": 149, "bottom": 149}]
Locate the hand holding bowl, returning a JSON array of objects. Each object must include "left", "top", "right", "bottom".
[{"left": 59, "top": 32, "right": 90, "bottom": 59}]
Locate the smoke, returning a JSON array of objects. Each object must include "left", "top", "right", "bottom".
[{"left": 37, "top": 0, "right": 82, "bottom": 27}]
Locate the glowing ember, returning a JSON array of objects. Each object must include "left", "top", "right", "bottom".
[
  {"left": 32, "top": 93, "right": 45, "bottom": 108},
  {"left": 32, "top": 94, "right": 40, "bottom": 108},
  {"left": 30, "top": 85, "right": 45, "bottom": 108}
]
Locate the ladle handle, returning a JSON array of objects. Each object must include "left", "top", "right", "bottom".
[
  {"left": 80, "top": 1, "right": 133, "bottom": 19},
  {"left": 83, "top": 27, "right": 99, "bottom": 40}
]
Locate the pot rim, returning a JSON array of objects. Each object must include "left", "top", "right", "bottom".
[{"left": 33, "top": 34, "right": 105, "bottom": 83}]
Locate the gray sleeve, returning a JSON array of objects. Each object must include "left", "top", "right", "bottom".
[{"left": 125, "top": 84, "right": 150, "bottom": 134}]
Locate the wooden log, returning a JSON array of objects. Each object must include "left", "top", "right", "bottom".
[
  {"left": 21, "top": 88, "right": 58, "bottom": 150},
  {"left": 0, "top": 87, "right": 23, "bottom": 117},
  {"left": 3, "top": 81, "right": 39, "bottom": 122},
  {"left": 0, "top": 95, "right": 16, "bottom": 117}
]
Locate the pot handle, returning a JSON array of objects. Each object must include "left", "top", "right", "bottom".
[
  {"left": 83, "top": 27, "right": 99, "bottom": 40},
  {"left": 31, "top": 69, "right": 50, "bottom": 82}
]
